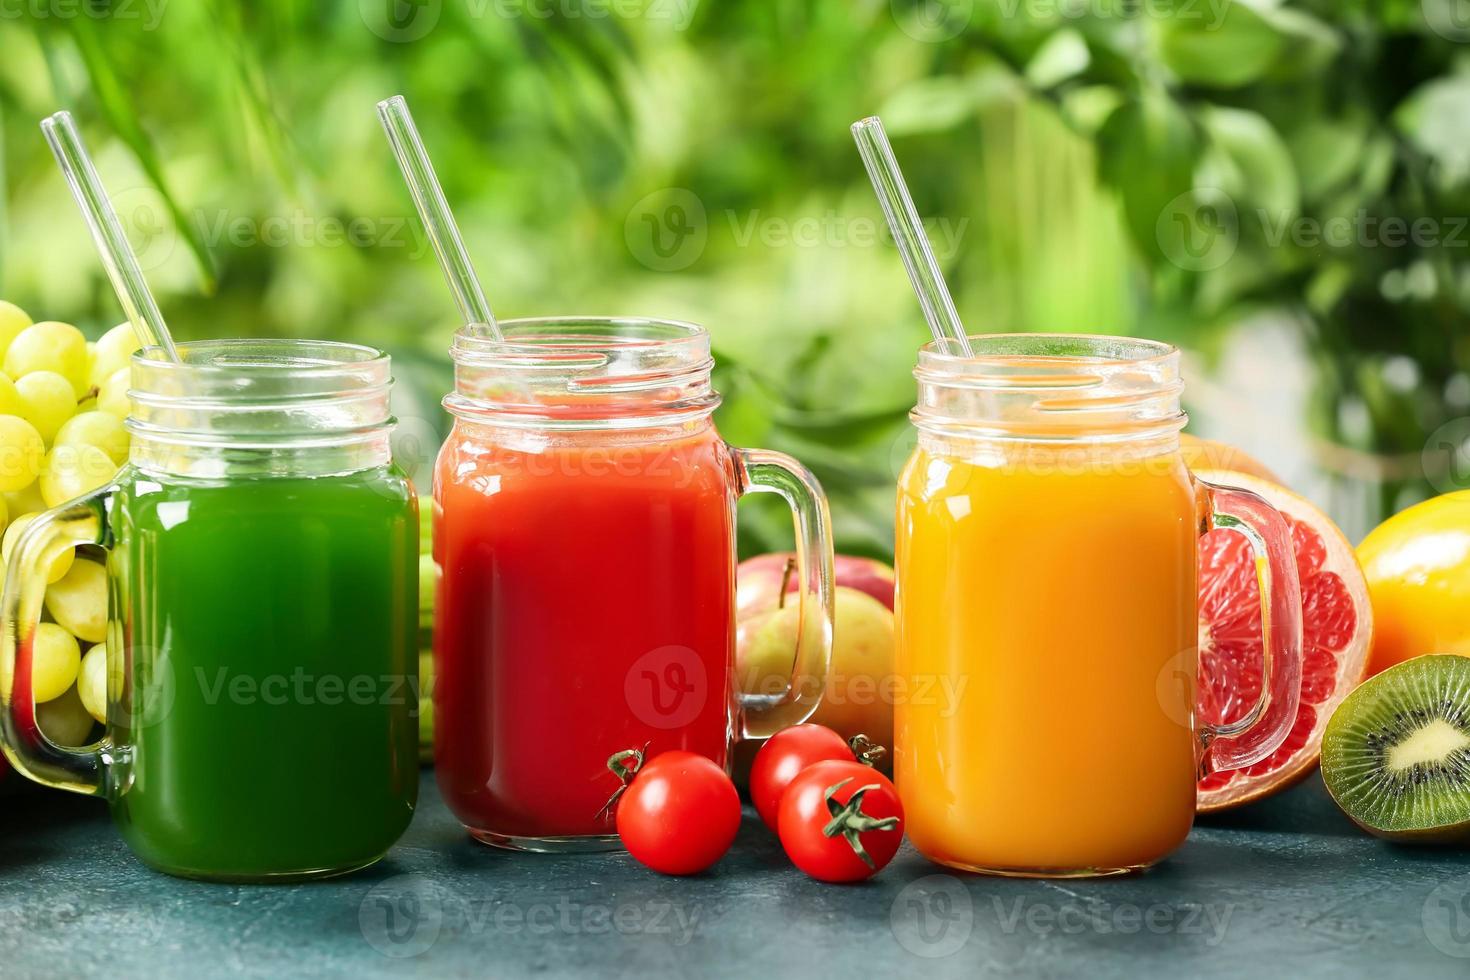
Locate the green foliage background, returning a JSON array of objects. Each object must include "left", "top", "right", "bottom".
[{"left": 0, "top": 1, "right": 1466, "bottom": 555}]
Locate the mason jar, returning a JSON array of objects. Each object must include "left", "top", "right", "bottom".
[
  {"left": 0, "top": 339, "right": 419, "bottom": 881},
  {"left": 434, "top": 316, "right": 835, "bottom": 851},
  {"left": 895, "top": 334, "right": 1305, "bottom": 877}
]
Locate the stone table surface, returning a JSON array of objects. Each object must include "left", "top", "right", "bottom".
[{"left": 2, "top": 767, "right": 1469, "bottom": 978}]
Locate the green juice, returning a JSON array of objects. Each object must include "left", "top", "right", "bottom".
[{"left": 106, "top": 465, "right": 419, "bottom": 880}]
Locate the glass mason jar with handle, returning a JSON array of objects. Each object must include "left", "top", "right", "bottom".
[
  {"left": 0, "top": 340, "right": 419, "bottom": 881},
  {"left": 435, "top": 317, "right": 834, "bottom": 851},
  {"left": 895, "top": 335, "right": 1303, "bottom": 877}
]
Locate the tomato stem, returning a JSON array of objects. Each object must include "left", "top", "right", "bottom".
[
  {"left": 848, "top": 734, "right": 886, "bottom": 767},
  {"left": 596, "top": 742, "right": 651, "bottom": 822},
  {"left": 820, "top": 776, "right": 900, "bottom": 869}
]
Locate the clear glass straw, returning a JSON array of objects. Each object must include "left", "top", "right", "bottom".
[
  {"left": 41, "top": 111, "right": 180, "bottom": 362},
  {"left": 850, "top": 116, "right": 973, "bottom": 358},
  {"left": 376, "top": 95, "right": 501, "bottom": 341}
]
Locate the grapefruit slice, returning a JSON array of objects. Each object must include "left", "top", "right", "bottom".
[
  {"left": 1193, "top": 469, "right": 1373, "bottom": 812},
  {"left": 1180, "top": 434, "right": 1282, "bottom": 485}
]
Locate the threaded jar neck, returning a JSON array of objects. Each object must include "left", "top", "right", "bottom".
[
  {"left": 125, "top": 339, "right": 395, "bottom": 479},
  {"left": 912, "top": 334, "right": 1187, "bottom": 447},
  {"left": 445, "top": 317, "right": 720, "bottom": 432}
]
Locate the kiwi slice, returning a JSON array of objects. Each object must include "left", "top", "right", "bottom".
[{"left": 1321, "top": 654, "right": 1470, "bottom": 842}]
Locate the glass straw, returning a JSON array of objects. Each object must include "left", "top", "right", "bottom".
[
  {"left": 850, "top": 116, "right": 973, "bottom": 358},
  {"left": 41, "top": 111, "right": 180, "bottom": 362},
  {"left": 376, "top": 96, "right": 502, "bottom": 341}
]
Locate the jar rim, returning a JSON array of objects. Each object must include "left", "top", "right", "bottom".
[
  {"left": 911, "top": 332, "right": 1186, "bottom": 443},
  {"left": 131, "top": 338, "right": 388, "bottom": 378},
  {"left": 450, "top": 316, "right": 710, "bottom": 366},
  {"left": 917, "top": 333, "right": 1179, "bottom": 376},
  {"left": 445, "top": 316, "right": 719, "bottom": 429}
]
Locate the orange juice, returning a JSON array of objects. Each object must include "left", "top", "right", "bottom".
[
  {"left": 896, "top": 443, "right": 1199, "bottom": 874},
  {"left": 893, "top": 334, "right": 1303, "bottom": 877}
]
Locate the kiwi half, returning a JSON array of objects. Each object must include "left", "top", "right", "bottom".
[{"left": 1320, "top": 654, "right": 1470, "bottom": 842}]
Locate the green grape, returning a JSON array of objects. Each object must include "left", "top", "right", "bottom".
[
  {"left": 45, "top": 558, "right": 107, "bottom": 643},
  {"left": 418, "top": 649, "right": 435, "bottom": 755},
  {"left": 418, "top": 552, "right": 436, "bottom": 614},
  {"left": 36, "top": 685, "right": 96, "bottom": 746},
  {"left": 4, "top": 321, "right": 89, "bottom": 398},
  {"left": 3, "top": 513, "right": 75, "bottom": 583},
  {"left": 55, "top": 410, "right": 129, "bottom": 465},
  {"left": 0, "top": 414, "right": 45, "bottom": 492},
  {"left": 4, "top": 480, "right": 47, "bottom": 518},
  {"left": 0, "top": 373, "right": 23, "bottom": 417},
  {"left": 31, "top": 622, "right": 81, "bottom": 702},
  {"left": 97, "top": 367, "right": 130, "bottom": 420},
  {"left": 88, "top": 322, "right": 141, "bottom": 389},
  {"left": 39, "top": 443, "right": 116, "bottom": 508},
  {"left": 15, "top": 370, "right": 78, "bottom": 444},
  {"left": 0, "top": 300, "right": 34, "bottom": 354},
  {"left": 77, "top": 642, "right": 112, "bottom": 725}
]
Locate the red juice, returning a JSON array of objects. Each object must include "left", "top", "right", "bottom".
[{"left": 433, "top": 420, "right": 738, "bottom": 845}]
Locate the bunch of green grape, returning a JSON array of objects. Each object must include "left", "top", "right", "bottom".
[
  {"left": 0, "top": 299, "right": 136, "bottom": 749},
  {"left": 418, "top": 496, "right": 435, "bottom": 761}
]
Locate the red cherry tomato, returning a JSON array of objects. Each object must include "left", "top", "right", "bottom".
[
  {"left": 615, "top": 750, "right": 740, "bottom": 876},
  {"left": 778, "top": 759, "right": 903, "bottom": 883},
  {"left": 750, "top": 724, "right": 858, "bottom": 831}
]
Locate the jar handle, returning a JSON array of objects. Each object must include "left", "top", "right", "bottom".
[
  {"left": 731, "top": 448, "right": 835, "bottom": 738},
  {"left": 1195, "top": 479, "right": 1304, "bottom": 772},
  {"left": 0, "top": 486, "right": 114, "bottom": 796}
]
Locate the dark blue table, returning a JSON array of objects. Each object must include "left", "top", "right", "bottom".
[{"left": 3, "top": 768, "right": 1468, "bottom": 978}]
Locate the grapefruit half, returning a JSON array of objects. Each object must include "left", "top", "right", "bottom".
[
  {"left": 1193, "top": 469, "right": 1373, "bottom": 812},
  {"left": 1180, "top": 434, "right": 1282, "bottom": 485}
]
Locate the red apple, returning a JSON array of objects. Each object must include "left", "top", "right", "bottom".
[
  {"left": 735, "top": 552, "right": 897, "bottom": 764},
  {"left": 736, "top": 552, "right": 894, "bottom": 621}
]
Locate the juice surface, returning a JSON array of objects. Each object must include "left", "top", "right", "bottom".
[
  {"left": 895, "top": 443, "right": 1200, "bottom": 873},
  {"left": 434, "top": 420, "right": 737, "bottom": 841},
  {"left": 108, "top": 467, "right": 419, "bottom": 879}
]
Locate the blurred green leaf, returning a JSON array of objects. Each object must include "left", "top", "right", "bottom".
[
  {"left": 1396, "top": 73, "right": 1470, "bottom": 184},
  {"left": 1156, "top": 2, "right": 1285, "bottom": 89},
  {"left": 1289, "top": 118, "right": 1371, "bottom": 209},
  {"left": 1097, "top": 90, "right": 1199, "bottom": 262},
  {"left": 1025, "top": 29, "right": 1090, "bottom": 90},
  {"left": 1060, "top": 85, "right": 1124, "bottom": 135},
  {"left": 1200, "top": 106, "right": 1298, "bottom": 218},
  {"left": 772, "top": 405, "right": 911, "bottom": 442},
  {"left": 1305, "top": 260, "right": 1356, "bottom": 316},
  {"left": 876, "top": 76, "right": 979, "bottom": 136},
  {"left": 1260, "top": 7, "right": 1342, "bottom": 80}
]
